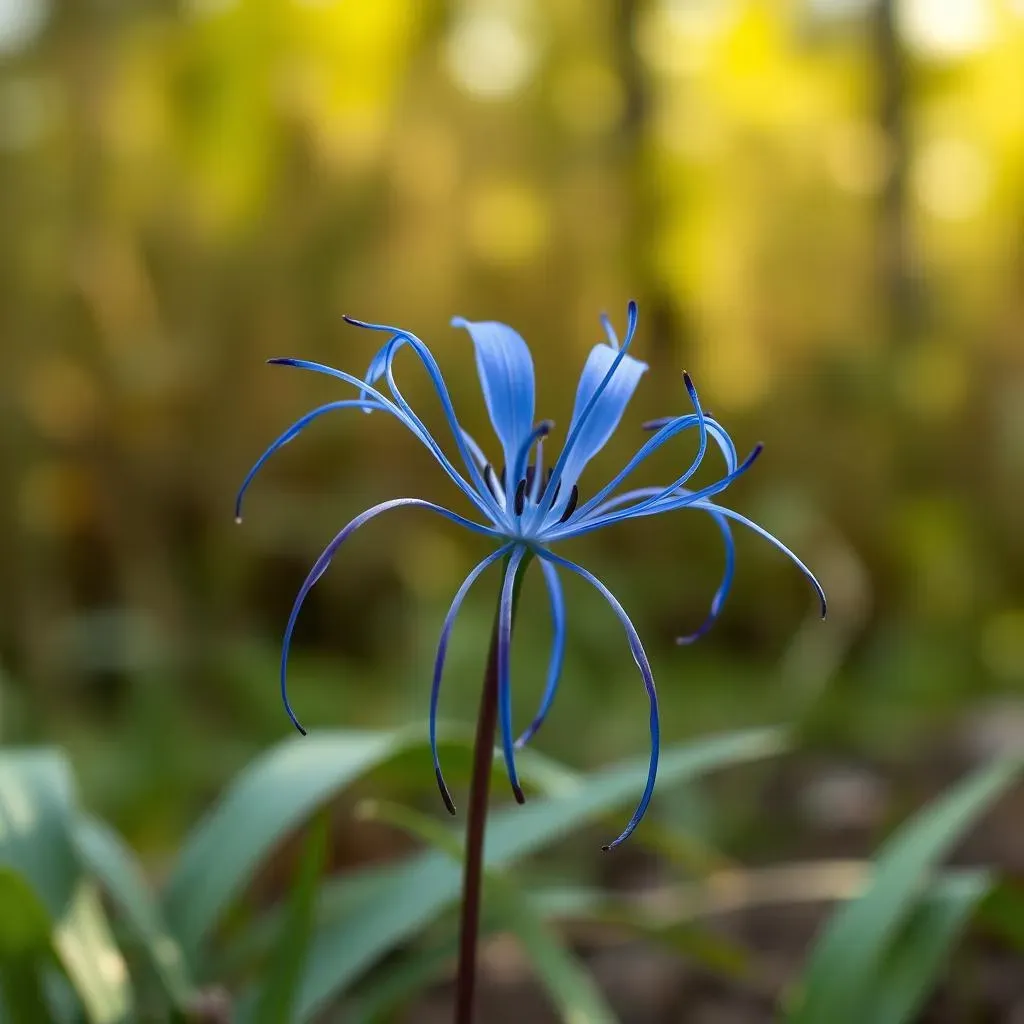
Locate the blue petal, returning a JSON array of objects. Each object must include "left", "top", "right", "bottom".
[
  {"left": 498, "top": 546, "right": 529, "bottom": 803},
  {"left": 451, "top": 317, "right": 537, "bottom": 488},
  {"left": 677, "top": 508, "right": 735, "bottom": 644},
  {"left": 267, "top": 357, "right": 499, "bottom": 525},
  {"left": 572, "top": 374, "right": 719, "bottom": 522},
  {"left": 551, "top": 444, "right": 763, "bottom": 541},
  {"left": 279, "top": 498, "right": 500, "bottom": 735},
  {"left": 515, "top": 557, "right": 566, "bottom": 749},
  {"left": 535, "top": 303, "right": 646, "bottom": 526},
  {"left": 430, "top": 543, "right": 514, "bottom": 814},
  {"left": 692, "top": 502, "right": 828, "bottom": 619},
  {"left": 235, "top": 398, "right": 380, "bottom": 522},
  {"left": 538, "top": 550, "right": 659, "bottom": 850},
  {"left": 341, "top": 318, "right": 502, "bottom": 518}
]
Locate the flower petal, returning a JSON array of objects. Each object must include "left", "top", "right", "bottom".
[
  {"left": 235, "top": 398, "right": 379, "bottom": 522},
  {"left": 691, "top": 502, "right": 828, "bottom": 619},
  {"left": 267, "top": 357, "right": 499, "bottom": 524},
  {"left": 430, "top": 543, "right": 514, "bottom": 814},
  {"left": 515, "top": 557, "right": 566, "bottom": 749},
  {"left": 538, "top": 549, "right": 659, "bottom": 850},
  {"left": 677, "top": 508, "right": 735, "bottom": 644},
  {"left": 279, "top": 498, "right": 500, "bottom": 735},
  {"left": 451, "top": 317, "right": 537, "bottom": 482},
  {"left": 342, "top": 317, "right": 502, "bottom": 517},
  {"left": 534, "top": 302, "right": 646, "bottom": 527},
  {"left": 498, "top": 546, "right": 529, "bottom": 803}
]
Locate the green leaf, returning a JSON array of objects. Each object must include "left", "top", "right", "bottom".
[
  {"left": 52, "top": 882, "right": 132, "bottom": 1024},
  {"left": 249, "top": 811, "right": 330, "bottom": 1024},
  {"left": 788, "top": 755, "right": 1022, "bottom": 1024},
  {"left": 73, "top": 818, "right": 195, "bottom": 1010},
  {"left": 0, "top": 959, "right": 50, "bottom": 1023},
  {"left": 162, "top": 730, "right": 402, "bottom": 964},
  {"left": 857, "top": 870, "right": 991, "bottom": 1024},
  {"left": 354, "top": 800, "right": 617, "bottom": 1024},
  {"left": 0, "top": 750, "right": 78, "bottom": 955},
  {"left": 295, "top": 727, "right": 785, "bottom": 1020},
  {"left": 163, "top": 726, "right": 590, "bottom": 967}
]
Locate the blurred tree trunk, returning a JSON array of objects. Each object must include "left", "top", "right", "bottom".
[
  {"left": 612, "top": 0, "right": 685, "bottom": 370},
  {"left": 872, "top": 0, "right": 917, "bottom": 344}
]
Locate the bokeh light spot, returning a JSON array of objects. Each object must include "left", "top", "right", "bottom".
[
  {"left": 912, "top": 137, "right": 991, "bottom": 221},
  {"left": 445, "top": 9, "right": 537, "bottom": 99},
  {"left": 0, "top": 0, "right": 49, "bottom": 54},
  {"left": 898, "top": 0, "right": 993, "bottom": 59}
]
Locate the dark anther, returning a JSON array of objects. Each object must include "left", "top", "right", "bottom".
[
  {"left": 499, "top": 466, "right": 507, "bottom": 489},
  {"left": 514, "top": 478, "right": 527, "bottom": 515},
  {"left": 558, "top": 485, "right": 579, "bottom": 523},
  {"left": 483, "top": 464, "right": 502, "bottom": 503},
  {"left": 524, "top": 465, "right": 536, "bottom": 494}
]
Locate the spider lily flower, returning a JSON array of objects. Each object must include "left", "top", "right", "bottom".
[{"left": 237, "top": 301, "right": 826, "bottom": 850}]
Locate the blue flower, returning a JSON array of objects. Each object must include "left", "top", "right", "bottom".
[{"left": 237, "top": 301, "right": 826, "bottom": 849}]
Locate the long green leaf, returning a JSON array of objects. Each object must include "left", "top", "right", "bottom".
[
  {"left": 788, "top": 755, "right": 1021, "bottom": 1024},
  {"left": 163, "top": 727, "right": 585, "bottom": 967},
  {"left": 250, "top": 812, "right": 330, "bottom": 1024},
  {"left": 354, "top": 800, "right": 617, "bottom": 1024},
  {"left": 52, "top": 882, "right": 132, "bottom": 1024},
  {"left": 0, "top": 750, "right": 78, "bottom": 956},
  {"left": 295, "top": 727, "right": 784, "bottom": 1020},
  {"left": 857, "top": 870, "right": 991, "bottom": 1024},
  {"left": 74, "top": 818, "right": 195, "bottom": 1010}
]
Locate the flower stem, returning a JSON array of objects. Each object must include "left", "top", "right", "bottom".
[{"left": 453, "top": 550, "right": 530, "bottom": 1024}]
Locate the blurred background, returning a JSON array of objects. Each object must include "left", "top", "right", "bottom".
[{"left": 1, "top": 0, "right": 1024, "bottom": 1016}]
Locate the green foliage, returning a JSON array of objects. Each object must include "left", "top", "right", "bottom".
[{"left": 1, "top": 733, "right": 1019, "bottom": 1023}]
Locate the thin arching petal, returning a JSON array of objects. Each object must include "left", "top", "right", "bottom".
[
  {"left": 430, "top": 543, "right": 514, "bottom": 814},
  {"left": 498, "top": 546, "right": 529, "bottom": 803},
  {"left": 692, "top": 502, "right": 828, "bottom": 619},
  {"left": 267, "top": 357, "right": 498, "bottom": 524},
  {"left": 515, "top": 557, "right": 566, "bottom": 749},
  {"left": 341, "top": 316, "right": 497, "bottom": 511},
  {"left": 235, "top": 399, "right": 380, "bottom": 522},
  {"left": 451, "top": 317, "right": 537, "bottom": 484},
  {"left": 677, "top": 508, "right": 736, "bottom": 645},
  {"left": 279, "top": 498, "right": 500, "bottom": 735},
  {"left": 551, "top": 444, "right": 763, "bottom": 541},
  {"left": 538, "top": 550, "right": 659, "bottom": 850}
]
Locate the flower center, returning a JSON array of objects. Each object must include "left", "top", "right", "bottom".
[{"left": 482, "top": 462, "right": 578, "bottom": 523}]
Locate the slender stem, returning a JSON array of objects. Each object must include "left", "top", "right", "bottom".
[
  {"left": 453, "top": 612, "right": 502, "bottom": 1024},
  {"left": 453, "top": 550, "right": 531, "bottom": 1024}
]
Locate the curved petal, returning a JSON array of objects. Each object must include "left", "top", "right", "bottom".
[
  {"left": 538, "top": 550, "right": 659, "bottom": 850},
  {"left": 550, "top": 444, "right": 763, "bottom": 541},
  {"left": 279, "top": 498, "right": 500, "bottom": 735},
  {"left": 267, "top": 357, "right": 499, "bottom": 524},
  {"left": 677, "top": 508, "right": 735, "bottom": 645},
  {"left": 571, "top": 374, "right": 719, "bottom": 522},
  {"left": 691, "top": 502, "right": 828, "bottom": 619},
  {"left": 430, "top": 543, "right": 514, "bottom": 814},
  {"left": 236, "top": 398, "right": 380, "bottom": 522},
  {"left": 451, "top": 317, "right": 536, "bottom": 488},
  {"left": 341, "top": 316, "right": 498, "bottom": 513},
  {"left": 531, "top": 301, "right": 644, "bottom": 528},
  {"left": 514, "top": 557, "right": 566, "bottom": 749},
  {"left": 498, "top": 546, "right": 529, "bottom": 803}
]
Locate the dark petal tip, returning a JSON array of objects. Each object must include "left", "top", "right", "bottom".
[
  {"left": 436, "top": 769, "right": 457, "bottom": 816},
  {"left": 641, "top": 417, "right": 671, "bottom": 432},
  {"left": 295, "top": 724, "right": 308, "bottom": 737},
  {"left": 601, "top": 844, "right": 612, "bottom": 852},
  {"left": 512, "top": 783, "right": 526, "bottom": 805}
]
